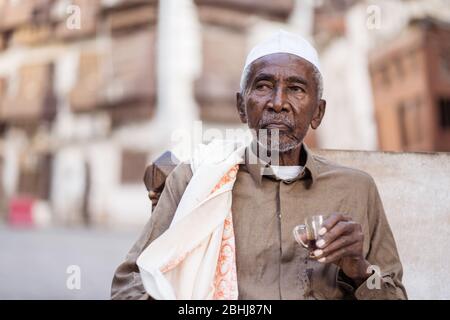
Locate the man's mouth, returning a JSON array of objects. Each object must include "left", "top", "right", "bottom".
[{"left": 263, "top": 123, "right": 291, "bottom": 131}]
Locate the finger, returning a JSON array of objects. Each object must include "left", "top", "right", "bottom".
[
  {"left": 313, "top": 233, "right": 362, "bottom": 258},
  {"left": 319, "top": 212, "right": 351, "bottom": 236},
  {"left": 300, "top": 233, "right": 307, "bottom": 243},
  {"left": 294, "top": 232, "right": 307, "bottom": 245},
  {"left": 317, "top": 242, "right": 361, "bottom": 264},
  {"left": 317, "top": 221, "right": 356, "bottom": 249}
]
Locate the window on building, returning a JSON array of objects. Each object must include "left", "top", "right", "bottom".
[
  {"left": 438, "top": 97, "right": 450, "bottom": 129},
  {"left": 407, "top": 49, "right": 418, "bottom": 72},
  {"left": 17, "top": 153, "right": 52, "bottom": 199},
  {"left": 439, "top": 46, "right": 450, "bottom": 79},
  {"left": 398, "top": 99, "right": 422, "bottom": 148},
  {"left": 121, "top": 150, "right": 148, "bottom": 184},
  {"left": 379, "top": 66, "right": 390, "bottom": 88},
  {"left": 398, "top": 103, "right": 408, "bottom": 147},
  {"left": 394, "top": 56, "right": 405, "bottom": 80}
]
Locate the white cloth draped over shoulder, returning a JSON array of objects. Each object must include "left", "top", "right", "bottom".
[{"left": 136, "top": 139, "right": 248, "bottom": 300}]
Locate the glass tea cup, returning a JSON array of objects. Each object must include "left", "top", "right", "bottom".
[{"left": 293, "top": 215, "right": 325, "bottom": 258}]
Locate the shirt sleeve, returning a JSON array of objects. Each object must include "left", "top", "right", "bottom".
[
  {"left": 352, "top": 178, "right": 408, "bottom": 300},
  {"left": 110, "top": 163, "right": 192, "bottom": 300}
]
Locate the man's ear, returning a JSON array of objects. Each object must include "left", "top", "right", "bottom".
[
  {"left": 310, "top": 99, "right": 326, "bottom": 129},
  {"left": 236, "top": 92, "right": 247, "bottom": 124}
]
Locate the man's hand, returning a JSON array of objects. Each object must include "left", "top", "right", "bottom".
[
  {"left": 313, "top": 213, "right": 371, "bottom": 285},
  {"left": 148, "top": 190, "right": 162, "bottom": 210}
]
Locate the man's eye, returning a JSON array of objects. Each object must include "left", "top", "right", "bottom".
[
  {"left": 256, "top": 83, "right": 271, "bottom": 90},
  {"left": 290, "top": 86, "right": 304, "bottom": 92}
]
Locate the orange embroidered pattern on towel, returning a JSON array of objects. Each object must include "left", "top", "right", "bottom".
[
  {"left": 213, "top": 211, "right": 238, "bottom": 299},
  {"left": 158, "top": 165, "right": 239, "bottom": 298},
  {"left": 212, "top": 165, "right": 239, "bottom": 300}
]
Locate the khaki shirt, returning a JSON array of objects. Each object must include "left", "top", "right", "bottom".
[{"left": 111, "top": 144, "right": 407, "bottom": 300}]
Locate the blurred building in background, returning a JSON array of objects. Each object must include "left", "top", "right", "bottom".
[
  {"left": 0, "top": 0, "right": 449, "bottom": 229},
  {"left": 369, "top": 17, "right": 450, "bottom": 151},
  {"left": 0, "top": 0, "right": 160, "bottom": 228},
  {"left": 315, "top": 0, "right": 450, "bottom": 150}
]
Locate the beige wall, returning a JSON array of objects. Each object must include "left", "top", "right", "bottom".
[{"left": 314, "top": 149, "right": 450, "bottom": 299}]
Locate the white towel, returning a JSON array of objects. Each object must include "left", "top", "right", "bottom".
[{"left": 137, "top": 139, "right": 247, "bottom": 299}]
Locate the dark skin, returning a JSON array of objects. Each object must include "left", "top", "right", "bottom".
[{"left": 236, "top": 53, "right": 372, "bottom": 285}]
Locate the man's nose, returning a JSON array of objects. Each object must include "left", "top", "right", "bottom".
[{"left": 268, "top": 86, "right": 289, "bottom": 113}]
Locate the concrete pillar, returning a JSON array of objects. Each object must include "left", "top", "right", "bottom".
[{"left": 154, "top": 0, "right": 202, "bottom": 160}]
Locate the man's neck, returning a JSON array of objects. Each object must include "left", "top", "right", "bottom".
[
  {"left": 251, "top": 139, "right": 306, "bottom": 166},
  {"left": 278, "top": 146, "right": 302, "bottom": 166}
]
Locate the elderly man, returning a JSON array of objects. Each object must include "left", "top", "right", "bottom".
[{"left": 111, "top": 30, "right": 407, "bottom": 300}]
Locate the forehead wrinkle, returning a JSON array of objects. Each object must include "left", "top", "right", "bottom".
[
  {"left": 251, "top": 68, "right": 309, "bottom": 87},
  {"left": 253, "top": 72, "right": 275, "bottom": 82},
  {"left": 253, "top": 57, "right": 311, "bottom": 75},
  {"left": 286, "top": 76, "right": 308, "bottom": 86},
  {"left": 245, "top": 53, "right": 315, "bottom": 92}
]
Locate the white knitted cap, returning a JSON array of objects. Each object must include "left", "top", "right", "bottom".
[{"left": 240, "top": 30, "right": 321, "bottom": 89}]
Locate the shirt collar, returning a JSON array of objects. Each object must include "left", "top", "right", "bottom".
[{"left": 243, "top": 139, "right": 319, "bottom": 186}]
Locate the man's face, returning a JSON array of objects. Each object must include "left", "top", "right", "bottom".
[{"left": 237, "top": 53, "right": 326, "bottom": 153}]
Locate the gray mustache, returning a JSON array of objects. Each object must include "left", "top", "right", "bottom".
[{"left": 258, "top": 114, "right": 295, "bottom": 130}]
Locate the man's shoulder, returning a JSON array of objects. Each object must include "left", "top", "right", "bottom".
[
  {"left": 166, "top": 161, "right": 193, "bottom": 187},
  {"left": 311, "top": 153, "right": 376, "bottom": 188}
]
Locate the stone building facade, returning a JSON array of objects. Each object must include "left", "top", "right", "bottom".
[
  {"left": 1, "top": 0, "right": 448, "bottom": 228},
  {"left": 369, "top": 17, "right": 450, "bottom": 152},
  {"left": 0, "top": 0, "right": 309, "bottom": 228}
]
